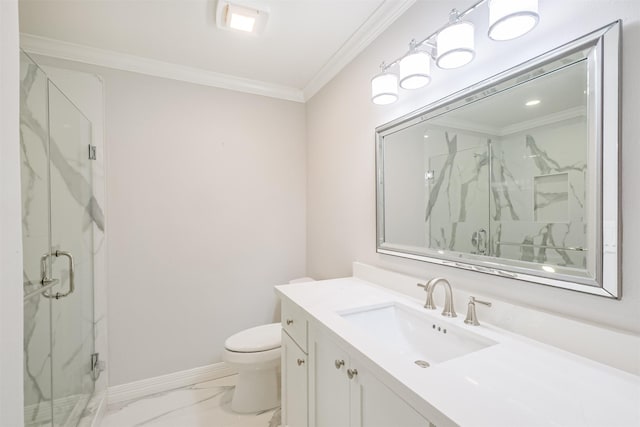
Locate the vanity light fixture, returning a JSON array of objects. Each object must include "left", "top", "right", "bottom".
[
  {"left": 488, "top": 0, "right": 539, "bottom": 41},
  {"left": 436, "top": 10, "right": 476, "bottom": 69},
  {"left": 399, "top": 41, "right": 432, "bottom": 89},
  {"left": 371, "top": 63, "right": 399, "bottom": 105},
  {"left": 216, "top": 1, "right": 269, "bottom": 35},
  {"left": 371, "top": 0, "right": 541, "bottom": 105}
]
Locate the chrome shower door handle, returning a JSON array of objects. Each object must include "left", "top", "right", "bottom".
[{"left": 41, "top": 250, "right": 75, "bottom": 299}]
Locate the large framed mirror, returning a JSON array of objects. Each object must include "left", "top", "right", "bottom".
[{"left": 376, "top": 21, "right": 621, "bottom": 298}]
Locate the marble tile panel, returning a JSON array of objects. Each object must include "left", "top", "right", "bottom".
[{"left": 101, "top": 376, "right": 280, "bottom": 427}]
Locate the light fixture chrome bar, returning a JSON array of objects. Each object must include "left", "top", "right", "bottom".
[{"left": 382, "top": 0, "right": 487, "bottom": 69}]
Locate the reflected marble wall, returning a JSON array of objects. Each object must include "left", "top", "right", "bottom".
[
  {"left": 424, "top": 126, "right": 491, "bottom": 254},
  {"left": 491, "top": 117, "right": 587, "bottom": 268},
  {"left": 424, "top": 115, "right": 587, "bottom": 270}
]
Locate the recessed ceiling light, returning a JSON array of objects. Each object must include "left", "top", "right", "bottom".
[
  {"left": 525, "top": 99, "right": 541, "bottom": 107},
  {"left": 216, "top": 1, "right": 269, "bottom": 35},
  {"left": 229, "top": 9, "right": 256, "bottom": 32}
]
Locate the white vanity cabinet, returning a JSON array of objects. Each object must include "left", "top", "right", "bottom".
[
  {"left": 281, "top": 301, "right": 309, "bottom": 427},
  {"left": 282, "top": 332, "right": 308, "bottom": 427},
  {"left": 308, "top": 326, "right": 433, "bottom": 427}
]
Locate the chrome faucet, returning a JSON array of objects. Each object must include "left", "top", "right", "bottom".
[
  {"left": 464, "top": 296, "right": 492, "bottom": 326},
  {"left": 417, "top": 277, "right": 457, "bottom": 317}
]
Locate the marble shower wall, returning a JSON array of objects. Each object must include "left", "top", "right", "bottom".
[
  {"left": 21, "top": 53, "right": 54, "bottom": 427},
  {"left": 20, "top": 52, "right": 107, "bottom": 427},
  {"left": 424, "top": 125, "right": 491, "bottom": 255},
  {"left": 490, "top": 117, "right": 587, "bottom": 269},
  {"left": 424, "top": 116, "right": 587, "bottom": 270}
]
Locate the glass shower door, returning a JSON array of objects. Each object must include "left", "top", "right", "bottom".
[
  {"left": 20, "top": 50, "right": 96, "bottom": 427},
  {"left": 48, "top": 83, "right": 96, "bottom": 427}
]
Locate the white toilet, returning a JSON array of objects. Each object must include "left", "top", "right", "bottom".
[
  {"left": 223, "top": 322, "right": 282, "bottom": 413},
  {"left": 223, "top": 277, "right": 314, "bottom": 414}
]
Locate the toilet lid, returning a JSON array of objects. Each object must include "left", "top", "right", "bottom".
[{"left": 224, "top": 323, "right": 281, "bottom": 353}]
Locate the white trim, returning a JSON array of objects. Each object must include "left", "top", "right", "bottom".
[
  {"left": 107, "top": 362, "right": 236, "bottom": 405},
  {"left": 19, "top": 0, "right": 415, "bottom": 103},
  {"left": 302, "top": 0, "right": 417, "bottom": 101},
  {"left": 20, "top": 33, "right": 305, "bottom": 103}
]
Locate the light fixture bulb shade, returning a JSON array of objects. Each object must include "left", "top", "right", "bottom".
[
  {"left": 371, "top": 72, "right": 399, "bottom": 105},
  {"left": 436, "top": 21, "right": 475, "bottom": 69},
  {"left": 488, "top": 0, "right": 539, "bottom": 41},
  {"left": 399, "top": 51, "right": 431, "bottom": 90}
]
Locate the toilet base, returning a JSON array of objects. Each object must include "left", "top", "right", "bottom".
[{"left": 231, "top": 366, "right": 281, "bottom": 413}]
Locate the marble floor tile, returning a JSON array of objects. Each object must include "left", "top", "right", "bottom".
[{"left": 101, "top": 375, "right": 280, "bottom": 427}]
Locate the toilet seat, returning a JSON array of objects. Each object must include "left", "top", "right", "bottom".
[
  {"left": 223, "top": 346, "right": 280, "bottom": 365},
  {"left": 224, "top": 323, "right": 281, "bottom": 353}
]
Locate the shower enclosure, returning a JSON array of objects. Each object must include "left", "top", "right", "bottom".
[{"left": 21, "top": 51, "right": 100, "bottom": 427}]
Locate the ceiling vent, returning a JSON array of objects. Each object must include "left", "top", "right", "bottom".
[{"left": 216, "top": 0, "right": 269, "bottom": 35}]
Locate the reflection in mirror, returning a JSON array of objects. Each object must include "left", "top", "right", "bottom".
[{"left": 376, "top": 22, "right": 620, "bottom": 298}]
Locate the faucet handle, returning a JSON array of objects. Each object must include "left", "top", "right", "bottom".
[
  {"left": 416, "top": 282, "right": 427, "bottom": 290},
  {"left": 470, "top": 296, "right": 492, "bottom": 307},
  {"left": 464, "top": 296, "right": 492, "bottom": 326}
]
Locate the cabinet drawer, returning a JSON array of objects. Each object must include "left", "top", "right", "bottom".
[{"left": 282, "top": 300, "right": 308, "bottom": 352}]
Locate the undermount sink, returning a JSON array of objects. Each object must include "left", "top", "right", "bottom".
[{"left": 340, "top": 303, "right": 497, "bottom": 366}]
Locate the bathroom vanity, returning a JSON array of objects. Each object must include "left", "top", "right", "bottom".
[{"left": 277, "top": 275, "right": 640, "bottom": 427}]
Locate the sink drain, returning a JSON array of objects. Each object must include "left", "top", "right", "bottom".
[{"left": 414, "top": 360, "right": 430, "bottom": 368}]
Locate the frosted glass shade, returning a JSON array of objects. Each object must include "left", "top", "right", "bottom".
[
  {"left": 488, "top": 0, "right": 539, "bottom": 41},
  {"left": 371, "top": 72, "right": 398, "bottom": 105},
  {"left": 399, "top": 51, "right": 431, "bottom": 90},
  {"left": 436, "top": 21, "right": 475, "bottom": 69}
]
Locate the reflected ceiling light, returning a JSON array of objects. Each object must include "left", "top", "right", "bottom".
[
  {"left": 436, "top": 10, "right": 475, "bottom": 70},
  {"left": 488, "top": 0, "right": 539, "bottom": 41},
  {"left": 399, "top": 41, "right": 432, "bottom": 90},
  {"left": 525, "top": 99, "right": 541, "bottom": 106},
  {"left": 371, "top": 64, "right": 399, "bottom": 105},
  {"left": 216, "top": 1, "right": 269, "bottom": 35},
  {"left": 542, "top": 265, "right": 555, "bottom": 273}
]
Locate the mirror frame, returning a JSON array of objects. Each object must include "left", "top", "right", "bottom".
[{"left": 375, "top": 21, "right": 621, "bottom": 298}]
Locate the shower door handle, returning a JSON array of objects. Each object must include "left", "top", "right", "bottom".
[{"left": 41, "top": 250, "right": 75, "bottom": 300}]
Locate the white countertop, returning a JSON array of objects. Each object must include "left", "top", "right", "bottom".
[{"left": 275, "top": 277, "right": 640, "bottom": 427}]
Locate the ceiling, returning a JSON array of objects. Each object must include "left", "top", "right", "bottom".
[
  {"left": 19, "top": 0, "right": 415, "bottom": 101},
  {"left": 431, "top": 60, "right": 588, "bottom": 136}
]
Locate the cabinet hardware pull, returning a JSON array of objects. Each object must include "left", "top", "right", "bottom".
[
  {"left": 286, "top": 319, "right": 294, "bottom": 325},
  {"left": 347, "top": 368, "right": 358, "bottom": 379},
  {"left": 334, "top": 359, "right": 345, "bottom": 369},
  {"left": 297, "top": 358, "right": 305, "bottom": 366}
]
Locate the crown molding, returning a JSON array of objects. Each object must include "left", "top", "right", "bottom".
[
  {"left": 20, "top": 33, "right": 305, "bottom": 103},
  {"left": 20, "top": 0, "right": 415, "bottom": 104},
  {"left": 431, "top": 106, "right": 587, "bottom": 137},
  {"left": 302, "top": 0, "right": 416, "bottom": 101}
]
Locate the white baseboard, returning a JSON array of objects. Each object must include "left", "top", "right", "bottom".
[{"left": 107, "top": 362, "right": 236, "bottom": 405}]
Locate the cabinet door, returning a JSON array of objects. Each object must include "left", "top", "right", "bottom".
[
  {"left": 350, "top": 363, "right": 432, "bottom": 427},
  {"left": 309, "top": 329, "right": 350, "bottom": 427},
  {"left": 282, "top": 331, "right": 308, "bottom": 427}
]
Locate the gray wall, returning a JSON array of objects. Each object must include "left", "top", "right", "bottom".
[
  {"left": 306, "top": 0, "right": 640, "bottom": 334},
  {"left": 35, "top": 56, "right": 308, "bottom": 386}
]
